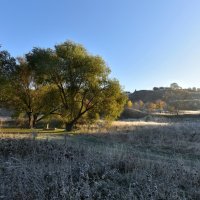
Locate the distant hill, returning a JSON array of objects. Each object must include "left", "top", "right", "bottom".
[
  {"left": 129, "top": 89, "right": 200, "bottom": 110},
  {"left": 129, "top": 90, "right": 165, "bottom": 102}
]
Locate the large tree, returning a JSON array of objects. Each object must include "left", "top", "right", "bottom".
[
  {"left": 0, "top": 49, "right": 17, "bottom": 105},
  {"left": 11, "top": 58, "right": 61, "bottom": 128},
  {"left": 0, "top": 52, "right": 60, "bottom": 128},
  {"left": 27, "top": 41, "right": 127, "bottom": 131},
  {"left": 0, "top": 50, "right": 16, "bottom": 79}
]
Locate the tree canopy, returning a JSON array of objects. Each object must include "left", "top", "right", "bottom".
[
  {"left": 0, "top": 50, "right": 17, "bottom": 105},
  {"left": 26, "top": 41, "right": 127, "bottom": 131},
  {"left": 0, "top": 41, "right": 127, "bottom": 131}
]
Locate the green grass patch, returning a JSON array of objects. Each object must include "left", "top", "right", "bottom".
[{"left": 0, "top": 128, "right": 65, "bottom": 133}]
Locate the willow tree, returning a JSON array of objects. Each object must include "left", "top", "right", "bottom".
[{"left": 27, "top": 41, "right": 127, "bottom": 131}]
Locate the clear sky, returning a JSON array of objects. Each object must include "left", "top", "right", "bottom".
[{"left": 1, "top": 0, "right": 200, "bottom": 92}]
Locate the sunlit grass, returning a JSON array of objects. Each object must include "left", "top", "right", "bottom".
[
  {"left": 0, "top": 120, "right": 169, "bottom": 136},
  {"left": 0, "top": 120, "right": 171, "bottom": 142},
  {"left": 0, "top": 128, "right": 66, "bottom": 140},
  {"left": 0, "top": 127, "right": 65, "bottom": 133}
]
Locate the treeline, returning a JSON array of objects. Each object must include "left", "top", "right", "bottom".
[
  {"left": 0, "top": 41, "right": 127, "bottom": 131},
  {"left": 127, "top": 97, "right": 200, "bottom": 114},
  {"left": 126, "top": 100, "right": 169, "bottom": 113},
  {"left": 129, "top": 85, "right": 200, "bottom": 111}
]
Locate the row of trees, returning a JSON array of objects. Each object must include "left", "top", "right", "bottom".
[
  {"left": 126, "top": 99, "right": 177, "bottom": 113},
  {"left": 127, "top": 97, "right": 200, "bottom": 114},
  {"left": 0, "top": 41, "right": 127, "bottom": 131}
]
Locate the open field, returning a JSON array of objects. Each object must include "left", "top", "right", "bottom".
[{"left": 1, "top": 120, "right": 200, "bottom": 199}]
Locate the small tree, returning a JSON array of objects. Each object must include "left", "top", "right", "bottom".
[
  {"left": 126, "top": 100, "right": 133, "bottom": 108},
  {"left": 147, "top": 102, "right": 157, "bottom": 113},
  {"left": 167, "top": 105, "right": 176, "bottom": 114},
  {"left": 138, "top": 100, "right": 144, "bottom": 110},
  {"left": 155, "top": 100, "right": 166, "bottom": 112}
]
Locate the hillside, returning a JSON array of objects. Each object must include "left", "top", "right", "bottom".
[{"left": 129, "top": 89, "right": 200, "bottom": 110}]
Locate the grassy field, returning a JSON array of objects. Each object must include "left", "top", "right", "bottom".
[{"left": 1, "top": 120, "right": 200, "bottom": 199}]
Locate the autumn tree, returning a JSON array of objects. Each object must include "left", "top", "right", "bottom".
[
  {"left": 132, "top": 100, "right": 144, "bottom": 110},
  {"left": 147, "top": 102, "right": 157, "bottom": 112},
  {"left": 27, "top": 41, "right": 127, "bottom": 131},
  {"left": 155, "top": 100, "right": 166, "bottom": 112},
  {"left": 126, "top": 100, "right": 133, "bottom": 108},
  {"left": 138, "top": 100, "right": 144, "bottom": 110}
]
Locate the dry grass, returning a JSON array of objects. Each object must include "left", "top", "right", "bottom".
[{"left": 1, "top": 120, "right": 200, "bottom": 199}]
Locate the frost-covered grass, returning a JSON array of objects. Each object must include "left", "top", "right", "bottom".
[
  {"left": 0, "top": 128, "right": 65, "bottom": 140},
  {"left": 1, "top": 120, "right": 200, "bottom": 199}
]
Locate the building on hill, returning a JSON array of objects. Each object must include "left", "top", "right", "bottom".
[{"left": 153, "top": 87, "right": 171, "bottom": 91}]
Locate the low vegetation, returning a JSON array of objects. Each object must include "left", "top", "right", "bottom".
[{"left": 1, "top": 120, "right": 200, "bottom": 199}]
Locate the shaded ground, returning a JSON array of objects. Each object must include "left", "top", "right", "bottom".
[{"left": 1, "top": 121, "right": 200, "bottom": 199}]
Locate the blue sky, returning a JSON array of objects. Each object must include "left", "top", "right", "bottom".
[{"left": 1, "top": 0, "right": 200, "bottom": 92}]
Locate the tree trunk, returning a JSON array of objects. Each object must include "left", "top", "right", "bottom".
[
  {"left": 65, "top": 113, "right": 85, "bottom": 132},
  {"left": 32, "top": 114, "right": 38, "bottom": 128},
  {"left": 27, "top": 112, "right": 37, "bottom": 129},
  {"left": 65, "top": 121, "right": 76, "bottom": 132},
  {"left": 27, "top": 112, "right": 34, "bottom": 129}
]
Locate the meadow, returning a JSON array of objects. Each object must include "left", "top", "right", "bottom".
[{"left": 1, "top": 119, "right": 200, "bottom": 200}]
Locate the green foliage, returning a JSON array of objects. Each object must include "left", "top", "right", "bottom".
[
  {"left": 1, "top": 56, "right": 61, "bottom": 128},
  {"left": 0, "top": 50, "right": 17, "bottom": 105},
  {"left": 99, "top": 79, "right": 127, "bottom": 121},
  {"left": 0, "top": 50, "right": 16, "bottom": 80},
  {"left": 0, "top": 42, "right": 126, "bottom": 130},
  {"left": 27, "top": 41, "right": 127, "bottom": 130}
]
